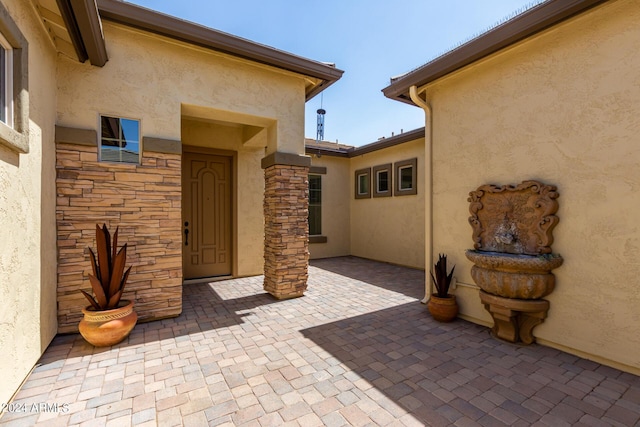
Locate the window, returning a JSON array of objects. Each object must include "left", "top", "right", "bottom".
[
  {"left": 100, "top": 116, "right": 141, "bottom": 163},
  {"left": 308, "top": 174, "right": 322, "bottom": 236},
  {"left": 394, "top": 158, "right": 417, "bottom": 196},
  {"left": 0, "top": 2, "right": 28, "bottom": 153},
  {"left": 373, "top": 163, "right": 392, "bottom": 198},
  {"left": 355, "top": 167, "right": 371, "bottom": 199},
  {"left": 399, "top": 167, "right": 412, "bottom": 189},
  {"left": 0, "top": 32, "right": 13, "bottom": 127}
]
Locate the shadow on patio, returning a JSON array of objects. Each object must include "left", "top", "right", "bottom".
[
  {"left": 39, "top": 277, "right": 286, "bottom": 368},
  {"left": 309, "top": 256, "right": 425, "bottom": 299},
  {"left": 305, "top": 258, "right": 640, "bottom": 426},
  {"left": 1, "top": 257, "right": 639, "bottom": 426}
]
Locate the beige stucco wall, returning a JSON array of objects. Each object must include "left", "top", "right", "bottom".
[
  {"left": 0, "top": 0, "right": 58, "bottom": 404},
  {"left": 181, "top": 119, "right": 264, "bottom": 276},
  {"left": 422, "top": 0, "right": 640, "bottom": 373},
  {"left": 54, "top": 21, "right": 310, "bottom": 284},
  {"left": 350, "top": 138, "right": 425, "bottom": 269},
  {"left": 56, "top": 21, "right": 307, "bottom": 156},
  {"left": 308, "top": 155, "right": 351, "bottom": 259}
]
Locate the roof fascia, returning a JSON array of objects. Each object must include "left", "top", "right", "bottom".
[
  {"left": 56, "top": 0, "right": 108, "bottom": 66},
  {"left": 383, "top": 0, "right": 609, "bottom": 104},
  {"left": 303, "top": 127, "right": 426, "bottom": 158},
  {"left": 96, "top": 0, "right": 343, "bottom": 100},
  {"left": 70, "top": 0, "right": 108, "bottom": 66},
  {"left": 304, "top": 146, "right": 350, "bottom": 158},
  {"left": 55, "top": 0, "right": 88, "bottom": 62},
  {"left": 349, "top": 127, "right": 425, "bottom": 157}
]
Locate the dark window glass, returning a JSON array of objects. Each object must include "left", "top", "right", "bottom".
[
  {"left": 358, "top": 173, "right": 369, "bottom": 194},
  {"left": 400, "top": 166, "right": 413, "bottom": 190},
  {"left": 377, "top": 170, "right": 389, "bottom": 193},
  {"left": 309, "top": 175, "right": 322, "bottom": 235}
]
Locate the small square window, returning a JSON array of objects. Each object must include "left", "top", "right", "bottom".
[
  {"left": 100, "top": 115, "right": 141, "bottom": 163},
  {"left": 373, "top": 163, "right": 392, "bottom": 198},
  {"left": 399, "top": 167, "right": 412, "bottom": 190},
  {"left": 394, "top": 158, "right": 417, "bottom": 196},
  {"left": 355, "top": 168, "right": 371, "bottom": 199}
]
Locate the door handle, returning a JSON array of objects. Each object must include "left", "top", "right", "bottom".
[{"left": 184, "top": 221, "right": 189, "bottom": 246}]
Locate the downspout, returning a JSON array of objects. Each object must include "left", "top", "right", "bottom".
[{"left": 409, "top": 85, "right": 433, "bottom": 304}]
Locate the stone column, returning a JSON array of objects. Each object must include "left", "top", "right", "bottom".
[{"left": 261, "top": 152, "right": 311, "bottom": 299}]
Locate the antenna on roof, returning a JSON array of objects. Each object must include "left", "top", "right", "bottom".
[{"left": 316, "top": 93, "right": 326, "bottom": 143}]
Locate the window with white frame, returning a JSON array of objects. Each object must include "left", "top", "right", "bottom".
[
  {"left": 355, "top": 167, "right": 371, "bottom": 199},
  {"left": 394, "top": 158, "right": 417, "bottom": 196},
  {"left": 99, "top": 115, "right": 141, "bottom": 163},
  {"left": 308, "top": 174, "right": 322, "bottom": 236},
  {"left": 373, "top": 163, "right": 392, "bottom": 198},
  {"left": 0, "top": 32, "right": 13, "bottom": 128}
]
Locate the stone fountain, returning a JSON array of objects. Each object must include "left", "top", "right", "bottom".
[{"left": 465, "top": 180, "right": 563, "bottom": 344}]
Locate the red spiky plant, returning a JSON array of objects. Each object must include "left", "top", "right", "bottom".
[
  {"left": 430, "top": 254, "right": 455, "bottom": 298},
  {"left": 81, "top": 224, "right": 132, "bottom": 310}
]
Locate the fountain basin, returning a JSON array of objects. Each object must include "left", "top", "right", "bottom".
[{"left": 466, "top": 250, "right": 563, "bottom": 299}]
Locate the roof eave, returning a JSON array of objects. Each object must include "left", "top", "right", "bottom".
[
  {"left": 305, "top": 78, "right": 340, "bottom": 102},
  {"left": 349, "top": 127, "right": 425, "bottom": 157},
  {"left": 304, "top": 146, "right": 350, "bottom": 158},
  {"left": 383, "top": 0, "right": 609, "bottom": 104},
  {"left": 304, "top": 127, "right": 426, "bottom": 157},
  {"left": 57, "top": 0, "right": 109, "bottom": 66},
  {"left": 96, "top": 0, "right": 343, "bottom": 100}
]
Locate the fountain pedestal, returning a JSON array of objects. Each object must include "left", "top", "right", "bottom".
[{"left": 479, "top": 291, "right": 549, "bottom": 344}]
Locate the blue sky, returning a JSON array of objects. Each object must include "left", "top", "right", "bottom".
[{"left": 127, "top": 1, "right": 541, "bottom": 146}]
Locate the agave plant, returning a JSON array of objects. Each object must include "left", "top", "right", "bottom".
[
  {"left": 430, "top": 254, "right": 455, "bottom": 298},
  {"left": 81, "top": 224, "right": 132, "bottom": 310}
]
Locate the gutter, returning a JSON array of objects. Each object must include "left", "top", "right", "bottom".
[{"left": 409, "top": 86, "right": 433, "bottom": 304}]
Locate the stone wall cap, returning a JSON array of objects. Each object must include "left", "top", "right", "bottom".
[{"left": 261, "top": 152, "right": 311, "bottom": 169}]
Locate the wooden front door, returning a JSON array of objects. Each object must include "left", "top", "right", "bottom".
[{"left": 182, "top": 152, "right": 232, "bottom": 279}]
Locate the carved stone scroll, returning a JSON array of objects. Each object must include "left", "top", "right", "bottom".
[{"left": 468, "top": 180, "right": 559, "bottom": 255}]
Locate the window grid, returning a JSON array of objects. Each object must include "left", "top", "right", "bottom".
[{"left": 99, "top": 115, "right": 141, "bottom": 164}]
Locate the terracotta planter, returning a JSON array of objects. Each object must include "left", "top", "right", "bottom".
[
  {"left": 79, "top": 300, "right": 137, "bottom": 347},
  {"left": 427, "top": 295, "right": 458, "bottom": 322}
]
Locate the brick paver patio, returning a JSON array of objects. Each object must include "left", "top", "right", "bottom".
[{"left": 1, "top": 256, "right": 639, "bottom": 426}]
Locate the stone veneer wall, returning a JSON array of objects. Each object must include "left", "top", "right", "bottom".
[
  {"left": 263, "top": 164, "right": 309, "bottom": 299},
  {"left": 56, "top": 140, "right": 182, "bottom": 333}
]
